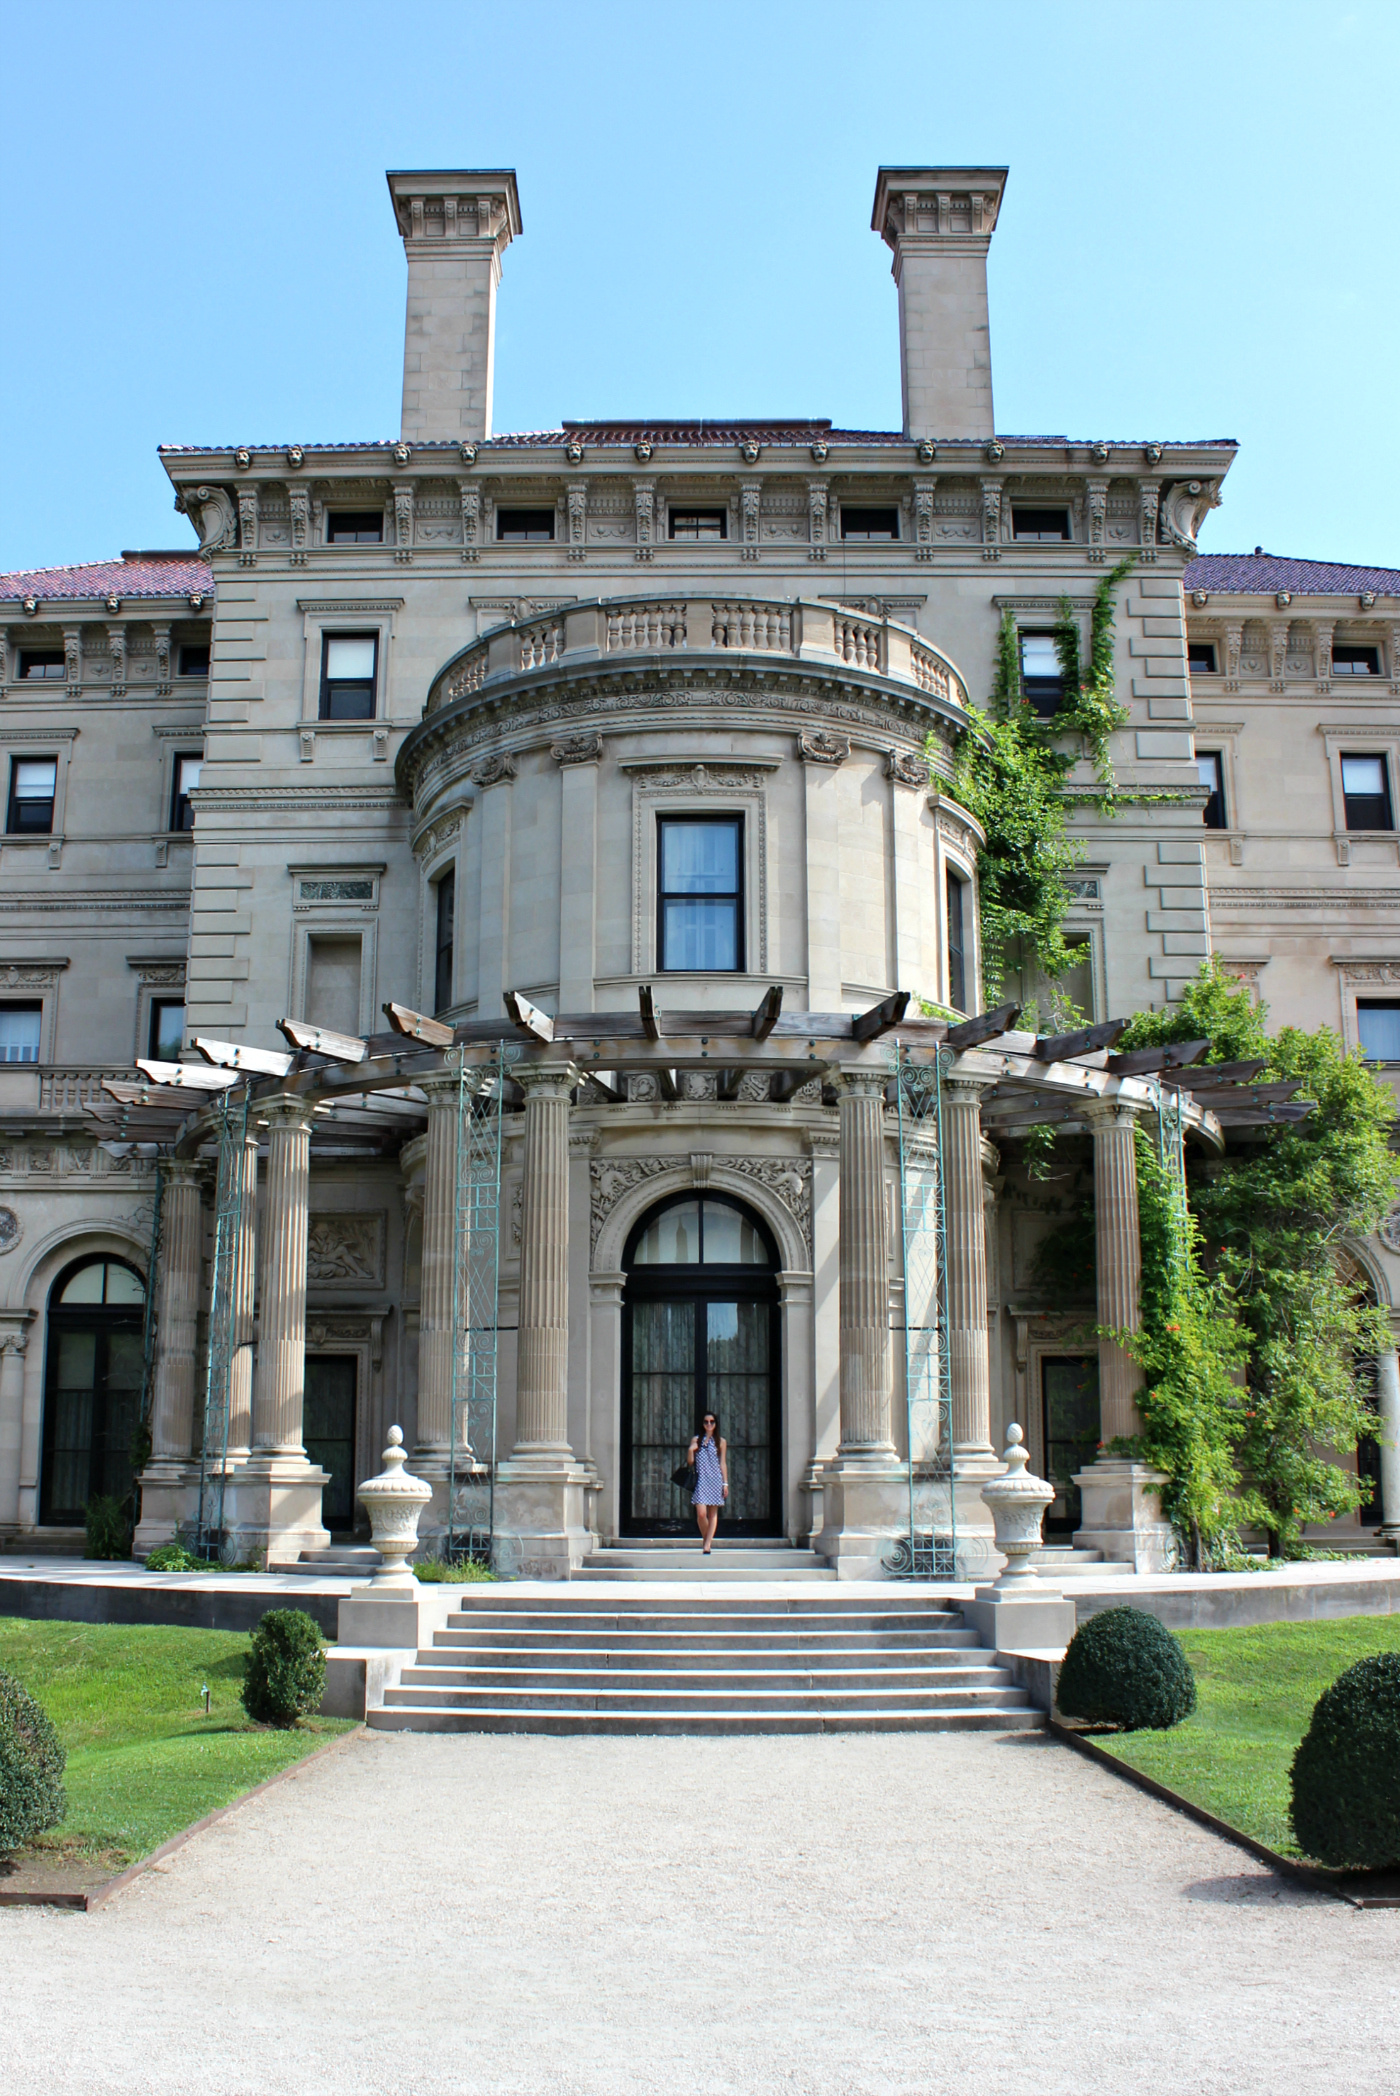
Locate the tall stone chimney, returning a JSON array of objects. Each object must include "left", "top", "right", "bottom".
[
  {"left": 870, "top": 167, "right": 1008, "bottom": 443},
  {"left": 386, "top": 169, "right": 523, "bottom": 445}
]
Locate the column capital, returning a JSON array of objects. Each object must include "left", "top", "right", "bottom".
[
  {"left": 255, "top": 1092, "right": 317, "bottom": 1135},
  {"left": 830, "top": 1067, "right": 889, "bottom": 1100},
  {"left": 943, "top": 1069, "right": 999, "bottom": 1105},
  {"left": 419, "top": 1069, "right": 462, "bottom": 1103},
  {"left": 161, "top": 1156, "right": 206, "bottom": 1187},
  {"left": 1082, "top": 1093, "right": 1147, "bottom": 1132},
  {"left": 0, "top": 1308, "right": 34, "bottom": 1354},
  {"left": 515, "top": 1059, "right": 580, "bottom": 1100}
]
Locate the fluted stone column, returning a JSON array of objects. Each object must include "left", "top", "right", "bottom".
[
  {"left": 1377, "top": 1329, "right": 1400, "bottom": 1541},
  {"left": 225, "top": 1126, "right": 259, "bottom": 1460},
  {"left": 836, "top": 1070, "right": 894, "bottom": 1455},
  {"left": 814, "top": 1068, "right": 906, "bottom": 1578},
  {"left": 225, "top": 1095, "right": 328, "bottom": 1565},
  {"left": 416, "top": 1076, "right": 459, "bottom": 1458},
  {"left": 495, "top": 1060, "right": 593, "bottom": 1575},
  {"left": 134, "top": 1160, "right": 204, "bottom": 1552},
  {"left": 943, "top": 1076, "right": 998, "bottom": 1469},
  {"left": 1072, "top": 1094, "right": 1173, "bottom": 1570}
]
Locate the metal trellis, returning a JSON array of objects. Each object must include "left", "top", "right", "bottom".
[
  {"left": 194, "top": 1086, "right": 251, "bottom": 1558},
  {"left": 446, "top": 1043, "right": 511, "bottom": 1566},
  {"left": 887, "top": 1043, "right": 958, "bottom": 1578}
]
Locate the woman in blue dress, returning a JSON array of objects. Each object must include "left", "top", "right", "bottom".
[{"left": 687, "top": 1412, "right": 729, "bottom": 1554}]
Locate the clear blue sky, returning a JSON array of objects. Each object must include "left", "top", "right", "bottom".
[{"left": 3, "top": 0, "right": 1397, "bottom": 575}]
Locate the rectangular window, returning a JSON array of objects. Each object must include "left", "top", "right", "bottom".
[
  {"left": 839, "top": 506, "right": 900, "bottom": 541},
  {"left": 319, "top": 633, "right": 378, "bottom": 721},
  {"left": 177, "top": 643, "right": 211, "bottom": 678},
  {"left": 946, "top": 870, "right": 967, "bottom": 1014},
  {"left": 7, "top": 757, "right": 57, "bottom": 835},
  {"left": 0, "top": 1004, "right": 41, "bottom": 1063},
  {"left": 326, "top": 510, "right": 385, "bottom": 544},
  {"left": 1019, "top": 632, "right": 1063, "bottom": 716},
  {"left": 306, "top": 935, "right": 363, "bottom": 1037},
  {"left": 1334, "top": 644, "right": 1381, "bottom": 676},
  {"left": 434, "top": 868, "right": 456, "bottom": 1014},
  {"left": 148, "top": 999, "right": 185, "bottom": 1060},
  {"left": 495, "top": 508, "right": 555, "bottom": 543},
  {"left": 170, "top": 753, "right": 202, "bottom": 832},
  {"left": 1357, "top": 1003, "right": 1400, "bottom": 1062},
  {"left": 657, "top": 815, "right": 743, "bottom": 972},
  {"left": 17, "top": 650, "right": 64, "bottom": 680},
  {"left": 1341, "top": 753, "right": 1393, "bottom": 831},
  {"left": 669, "top": 509, "right": 727, "bottom": 541},
  {"left": 1012, "top": 506, "right": 1071, "bottom": 542},
  {"left": 1188, "top": 641, "right": 1217, "bottom": 673},
  {"left": 1197, "top": 751, "right": 1226, "bottom": 829}
]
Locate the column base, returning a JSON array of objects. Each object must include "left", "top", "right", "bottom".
[
  {"left": 132, "top": 1461, "right": 202, "bottom": 1555},
  {"left": 221, "top": 1454, "right": 331, "bottom": 1569},
  {"left": 1072, "top": 1457, "right": 1176, "bottom": 1572},
  {"left": 494, "top": 1455, "right": 596, "bottom": 1579},
  {"left": 812, "top": 1455, "right": 908, "bottom": 1579},
  {"left": 411, "top": 1454, "right": 493, "bottom": 1554}
]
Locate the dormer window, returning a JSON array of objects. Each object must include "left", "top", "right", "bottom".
[
  {"left": 669, "top": 509, "right": 727, "bottom": 541},
  {"left": 840, "top": 507, "right": 899, "bottom": 541},
  {"left": 496, "top": 508, "right": 555, "bottom": 543},
  {"left": 1334, "top": 645, "right": 1381, "bottom": 676},
  {"left": 1012, "top": 507, "right": 1071, "bottom": 542},
  {"left": 326, "top": 510, "right": 385, "bottom": 544}
]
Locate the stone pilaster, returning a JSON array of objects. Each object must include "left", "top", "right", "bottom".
[
  {"left": 1377, "top": 1326, "right": 1400, "bottom": 1541},
  {"left": 134, "top": 1160, "right": 204, "bottom": 1552},
  {"left": 1073, "top": 1094, "right": 1174, "bottom": 1570},
  {"left": 943, "top": 1076, "right": 998, "bottom": 1470},
  {"left": 225, "top": 1095, "right": 328, "bottom": 1565},
  {"left": 814, "top": 1069, "right": 906, "bottom": 1577},
  {"left": 495, "top": 1061, "right": 593, "bottom": 1575},
  {"left": 0, "top": 1315, "right": 34, "bottom": 1533},
  {"left": 225, "top": 1126, "right": 259, "bottom": 1460}
]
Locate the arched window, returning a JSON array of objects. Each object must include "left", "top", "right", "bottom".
[
  {"left": 40, "top": 1255, "right": 146, "bottom": 1526},
  {"left": 622, "top": 1194, "right": 780, "bottom": 1537}
]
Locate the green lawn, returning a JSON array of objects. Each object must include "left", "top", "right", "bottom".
[
  {"left": 1098, "top": 1614, "right": 1400, "bottom": 1857},
  {"left": 0, "top": 1617, "right": 355, "bottom": 1868}
]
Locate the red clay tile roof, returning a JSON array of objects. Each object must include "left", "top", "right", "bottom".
[
  {"left": 158, "top": 431, "right": 1237, "bottom": 455},
  {"left": 1184, "top": 552, "right": 1400, "bottom": 597},
  {"left": 0, "top": 551, "right": 213, "bottom": 603}
]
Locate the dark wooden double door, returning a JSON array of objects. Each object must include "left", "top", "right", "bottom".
[{"left": 622, "top": 1281, "right": 780, "bottom": 1536}]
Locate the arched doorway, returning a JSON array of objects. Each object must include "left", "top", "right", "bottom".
[
  {"left": 621, "top": 1193, "right": 780, "bottom": 1536},
  {"left": 39, "top": 1255, "right": 146, "bottom": 1525}
]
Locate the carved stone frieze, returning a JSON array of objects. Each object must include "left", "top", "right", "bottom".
[
  {"left": 551, "top": 732, "right": 603, "bottom": 766},
  {"left": 798, "top": 730, "right": 849, "bottom": 766},
  {"left": 887, "top": 749, "right": 929, "bottom": 789},
  {"left": 589, "top": 1153, "right": 812, "bottom": 1255},
  {"left": 1379, "top": 1206, "right": 1400, "bottom": 1256},
  {"left": 472, "top": 752, "right": 517, "bottom": 788},
  {"left": 306, "top": 1211, "right": 386, "bottom": 1286}
]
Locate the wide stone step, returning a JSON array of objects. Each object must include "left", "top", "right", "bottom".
[
  {"left": 444, "top": 1591, "right": 962, "bottom": 1615},
  {"left": 367, "top": 1706, "right": 1046, "bottom": 1736},
  {"left": 401, "top": 1660, "right": 1013, "bottom": 1691},
  {"left": 443, "top": 1608, "right": 968, "bottom": 1635},
  {"left": 380, "top": 1680, "right": 1031, "bottom": 1714},
  {"left": 576, "top": 1563, "right": 837, "bottom": 1581},
  {"left": 419, "top": 1641, "right": 984, "bottom": 1669}
]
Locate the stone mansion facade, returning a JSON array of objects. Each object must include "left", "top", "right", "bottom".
[{"left": 0, "top": 163, "right": 1395, "bottom": 1570}]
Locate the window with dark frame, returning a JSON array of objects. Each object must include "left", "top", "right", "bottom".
[
  {"left": 319, "top": 633, "right": 378, "bottom": 721},
  {"left": 1333, "top": 645, "right": 1381, "bottom": 676},
  {"left": 0, "top": 1005, "right": 41, "bottom": 1063},
  {"left": 1197, "top": 751, "right": 1226, "bottom": 829},
  {"left": 839, "top": 506, "right": 900, "bottom": 541},
  {"left": 148, "top": 999, "right": 185, "bottom": 1061},
  {"left": 1019, "top": 632, "right": 1063, "bottom": 716},
  {"left": 170, "top": 753, "right": 202, "bottom": 832},
  {"left": 1341, "top": 753, "right": 1393, "bottom": 831},
  {"left": 1357, "top": 1002, "right": 1400, "bottom": 1062},
  {"left": 668, "top": 509, "right": 727, "bottom": 541},
  {"left": 1012, "top": 506, "right": 1071, "bottom": 542},
  {"left": 657, "top": 815, "right": 743, "bottom": 972},
  {"left": 7, "top": 757, "right": 56, "bottom": 835},
  {"left": 326, "top": 510, "right": 385, "bottom": 544},
  {"left": 177, "top": 643, "right": 211, "bottom": 678},
  {"left": 434, "top": 867, "right": 456, "bottom": 1014},
  {"left": 495, "top": 508, "right": 555, "bottom": 543},
  {"left": 946, "top": 869, "right": 967, "bottom": 1014},
  {"left": 1188, "top": 641, "right": 1217, "bottom": 674},
  {"left": 17, "top": 650, "right": 64, "bottom": 680}
]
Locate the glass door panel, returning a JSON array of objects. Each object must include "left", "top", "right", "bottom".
[
  {"left": 304, "top": 1356, "right": 358, "bottom": 1531},
  {"left": 48, "top": 1329, "right": 97, "bottom": 1520},
  {"left": 1042, "top": 1356, "right": 1100, "bottom": 1530},
  {"left": 628, "top": 1301, "right": 697, "bottom": 1524},
  {"left": 706, "top": 1301, "right": 771, "bottom": 1525}
]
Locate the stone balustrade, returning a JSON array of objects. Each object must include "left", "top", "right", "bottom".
[{"left": 427, "top": 595, "right": 967, "bottom": 715}]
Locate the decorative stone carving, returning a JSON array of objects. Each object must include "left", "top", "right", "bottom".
[
  {"left": 472, "top": 751, "right": 517, "bottom": 788},
  {"left": 810, "top": 440, "right": 829, "bottom": 463},
  {"left": 236, "top": 490, "right": 259, "bottom": 566},
  {"left": 1379, "top": 1206, "right": 1400, "bottom": 1255},
  {"left": 234, "top": 447, "right": 252, "bottom": 470},
  {"left": 915, "top": 439, "right": 936, "bottom": 464},
  {"left": 566, "top": 482, "right": 588, "bottom": 562},
  {"left": 62, "top": 628, "right": 81, "bottom": 686},
  {"left": 0, "top": 1206, "right": 22, "bottom": 1253},
  {"left": 589, "top": 1153, "right": 811, "bottom": 1255},
  {"left": 1086, "top": 477, "right": 1108, "bottom": 562},
  {"left": 680, "top": 1072, "right": 716, "bottom": 1102},
  {"left": 1159, "top": 478, "right": 1221, "bottom": 554},
  {"left": 737, "top": 1073, "right": 770, "bottom": 1102},
  {"left": 357, "top": 1426, "right": 432, "bottom": 1586},
  {"left": 185, "top": 486, "right": 237, "bottom": 553},
  {"left": 739, "top": 480, "right": 762, "bottom": 563},
  {"left": 740, "top": 440, "right": 762, "bottom": 464},
  {"left": 627, "top": 1074, "right": 659, "bottom": 1103},
  {"left": 887, "top": 749, "right": 929, "bottom": 789},
  {"left": 306, "top": 1212, "right": 385, "bottom": 1286},
  {"left": 106, "top": 622, "right": 127, "bottom": 697},
  {"left": 807, "top": 480, "right": 828, "bottom": 562},
  {"left": 459, "top": 442, "right": 478, "bottom": 467},
  {"left": 633, "top": 480, "right": 656, "bottom": 561},
  {"left": 984, "top": 440, "right": 1004, "bottom": 463},
  {"left": 1143, "top": 443, "right": 1163, "bottom": 466},
  {"left": 979, "top": 478, "right": 1002, "bottom": 561},
  {"left": 913, "top": 478, "right": 936, "bottom": 560},
  {"left": 393, "top": 488, "right": 414, "bottom": 563},
  {"left": 458, "top": 482, "right": 481, "bottom": 563},
  {"left": 286, "top": 446, "right": 305, "bottom": 469},
  {"left": 979, "top": 1424, "right": 1055, "bottom": 1585},
  {"left": 551, "top": 732, "right": 602, "bottom": 766},
  {"left": 798, "top": 730, "right": 849, "bottom": 766}
]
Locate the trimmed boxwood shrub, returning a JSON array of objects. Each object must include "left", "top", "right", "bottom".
[
  {"left": 1056, "top": 1605, "right": 1198, "bottom": 1731},
  {"left": 1290, "top": 1652, "right": 1400, "bottom": 1870},
  {"left": 241, "top": 1609, "right": 326, "bottom": 1728},
  {"left": 0, "top": 1668, "right": 66, "bottom": 1853}
]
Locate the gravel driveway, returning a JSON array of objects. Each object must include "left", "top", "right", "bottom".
[{"left": 0, "top": 1728, "right": 1392, "bottom": 2095}]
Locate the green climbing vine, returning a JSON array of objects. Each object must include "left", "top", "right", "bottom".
[{"left": 1052, "top": 556, "right": 1135, "bottom": 785}]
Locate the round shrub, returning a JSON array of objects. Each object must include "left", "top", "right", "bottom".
[
  {"left": 240, "top": 1609, "right": 326, "bottom": 1728},
  {"left": 144, "top": 1543, "right": 204, "bottom": 1572},
  {"left": 1056, "top": 1605, "right": 1198, "bottom": 1731},
  {"left": 1290, "top": 1652, "right": 1400, "bottom": 1870},
  {"left": 0, "top": 1668, "right": 66, "bottom": 1853}
]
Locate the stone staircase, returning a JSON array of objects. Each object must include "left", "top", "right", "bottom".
[
  {"left": 366, "top": 1589, "right": 1046, "bottom": 1735},
  {"left": 575, "top": 1537, "right": 836, "bottom": 1582}
]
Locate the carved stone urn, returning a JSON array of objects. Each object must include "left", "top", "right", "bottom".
[
  {"left": 356, "top": 1426, "right": 433, "bottom": 1587},
  {"left": 979, "top": 1424, "right": 1055, "bottom": 1587}
]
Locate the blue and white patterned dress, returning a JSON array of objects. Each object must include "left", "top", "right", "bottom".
[{"left": 692, "top": 1434, "right": 725, "bottom": 1507}]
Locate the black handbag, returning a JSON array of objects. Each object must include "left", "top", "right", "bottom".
[{"left": 671, "top": 1460, "right": 696, "bottom": 1490}]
